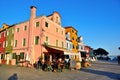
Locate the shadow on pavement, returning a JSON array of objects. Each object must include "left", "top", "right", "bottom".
[
  {"left": 8, "top": 73, "right": 18, "bottom": 80},
  {"left": 80, "top": 68, "right": 120, "bottom": 80}
]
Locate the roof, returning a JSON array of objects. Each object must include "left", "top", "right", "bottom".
[
  {"left": 47, "top": 11, "right": 61, "bottom": 18},
  {"left": 64, "top": 26, "right": 78, "bottom": 32}
]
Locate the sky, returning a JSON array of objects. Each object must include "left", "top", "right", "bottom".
[{"left": 0, "top": 0, "right": 120, "bottom": 56}]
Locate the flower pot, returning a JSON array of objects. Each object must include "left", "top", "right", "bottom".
[{"left": 76, "top": 62, "right": 81, "bottom": 69}]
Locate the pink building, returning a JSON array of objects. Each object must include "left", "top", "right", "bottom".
[
  {"left": 12, "top": 6, "right": 66, "bottom": 66},
  {"left": 12, "top": 20, "right": 30, "bottom": 65}
]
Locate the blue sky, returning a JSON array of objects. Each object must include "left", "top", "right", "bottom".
[{"left": 0, "top": 0, "right": 120, "bottom": 56}]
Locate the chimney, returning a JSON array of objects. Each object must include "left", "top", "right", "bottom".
[{"left": 30, "top": 6, "right": 36, "bottom": 20}]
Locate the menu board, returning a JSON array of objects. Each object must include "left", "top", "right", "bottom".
[{"left": 70, "top": 59, "right": 76, "bottom": 68}]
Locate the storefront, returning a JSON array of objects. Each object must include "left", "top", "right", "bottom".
[
  {"left": 43, "top": 45, "right": 82, "bottom": 62},
  {"left": 43, "top": 45, "right": 65, "bottom": 61}
]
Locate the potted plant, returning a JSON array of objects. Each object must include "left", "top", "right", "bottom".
[{"left": 76, "top": 60, "right": 81, "bottom": 69}]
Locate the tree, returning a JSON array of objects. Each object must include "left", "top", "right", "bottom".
[
  {"left": 118, "top": 47, "right": 120, "bottom": 50},
  {"left": 94, "top": 48, "right": 109, "bottom": 56}
]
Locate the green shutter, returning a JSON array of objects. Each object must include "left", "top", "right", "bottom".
[
  {"left": 12, "top": 53, "right": 16, "bottom": 59},
  {"left": 62, "top": 42, "right": 64, "bottom": 48},
  {"left": 1, "top": 54, "right": 5, "bottom": 59},
  {"left": 15, "top": 40, "right": 17, "bottom": 47},
  {"left": 24, "top": 26, "right": 27, "bottom": 31},
  {"left": 56, "top": 28, "right": 58, "bottom": 32},
  {"left": 20, "top": 52, "right": 24, "bottom": 59},
  {"left": 17, "top": 28, "right": 19, "bottom": 32},
  {"left": 56, "top": 40, "right": 58, "bottom": 47},
  {"left": 23, "top": 38, "right": 26, "bottom": 46},
  {"left": 45, "top": 36, "right": 48, "bottom": 45},
  {"left": 36, "top": 22, "right": 39, "bottom": 27},
  {"left": 35, "top": 36, "right": 39, "bottom": 45}
]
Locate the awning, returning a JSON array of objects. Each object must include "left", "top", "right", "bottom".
[
  {"left": 64, "top": 52, "right": 79, "bottom": 56},
  {"left": 43, "top": 44, "right": 79, "bottom": 55},
  {"left": 43, "top": 44, "right": 70, "bottom": 52}
]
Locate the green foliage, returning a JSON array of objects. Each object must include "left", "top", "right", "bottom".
[
  {"left": 118, "top": 47, "right": 120, "bottom": 50},
  {"left": 94, "top": 48, "right": 109, "bottom": 56}
]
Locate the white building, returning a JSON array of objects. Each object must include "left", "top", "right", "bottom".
[{"left": 66, "top": 32, "right": 73, "bottom": 51}]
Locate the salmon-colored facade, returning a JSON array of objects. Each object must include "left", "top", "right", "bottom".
[
  {"left": 10, "top": 6, "right": 66, "bottom": 65},
  {"left": 12, "top": 21, "right": 30, "bottom": 65}
]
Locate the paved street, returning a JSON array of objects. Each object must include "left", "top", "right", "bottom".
[{"left": 0, "top": 61, "right": 120, "bottom": 80}]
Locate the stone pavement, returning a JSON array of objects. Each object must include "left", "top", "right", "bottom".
[{"left": 0, "top": 61, "right": 120, "bottom": 80}]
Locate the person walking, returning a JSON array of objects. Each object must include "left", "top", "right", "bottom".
[{"left": 60, "top": 59, "right": 64, "bottom": 72}]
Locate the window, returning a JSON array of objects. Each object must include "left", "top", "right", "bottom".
[
  {"left": 70, "top": 44, "right": 73, "bottom": 50},
  {"left": 56, "top": 28, "right": 58, "bottom": 32},
  {"left": 24, "top": 26, "right": 27, "bottom": 31},
  {"left": 76, "top": 46, "right": 78, "bottom": 49},
  {"left": 16, "top": 28, "right": 19, "bottom": 32},
  {"left": 67, "top": 43, "right": 68, "bottom": 49},
  {"left": 45, "top": 22, "right": 48, "bottom": 27},
  {"left": 12, "top": 53, "right": 16, "bottom": 59},
  {"left": 1, "top": 54, "right": 5, "bottom": 59},
  {"left": 15, "top": 40, "right": 17, "bottom": 47},
  {"left": 76, "top": 39, "right": 78, "bottom": 42},
  {"left": 76, "top": 32, "right": 77, "bottom": 35},
  {"left": 56, "top": 17, "right": 58, "bottom": 23},
  {"left": 62, "top": 31, "right": 63, "bottom": 35},
  {"left": 3, "top": 41, "right": 5, "bottom": 48},
  {"left": 73, "top": 45, "right": 74, "bottom": 49},
  {"left": 72, "top": 37, "right": 74, "bottom": 40},
  {"left": 56, "top": 40, "right": 58, "bottom": 47},
  {"left": 4, "top": 31, "right": 6, "bottom": 37},
  {"left": 20, "top": 52, "right": 24, "bottom": 59},
  {"left": 72, "top": 30, "right": 74, "bottom": 33},
  {"left": 62, "top": 41, "right": 64, "bottom": 48},
  {"left": 81, "top": 46, "right": 84, "bottom": 50},
  {"left": 36, "top": 22, "right": 39, "bottom": 27},
  {"left": 45, "top": 36, "right": 48, "bottom": 45},
  {"left": 23, "top": 38, "right": 26, "bottom": 46},
  {"left": 35, "top": 36, "right": 39, "bottom": 45}
]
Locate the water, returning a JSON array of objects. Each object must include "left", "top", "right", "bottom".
[{"left": 109, "top": 56, "right": 117, "bottom": 62}]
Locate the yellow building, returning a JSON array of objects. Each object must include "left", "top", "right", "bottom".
[{"left": 65, "top": 26, "right": 78, "bottom": 53}]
